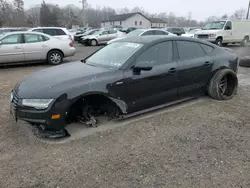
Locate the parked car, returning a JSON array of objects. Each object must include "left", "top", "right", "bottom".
[
  {"left": 74, "top": 27, "right": 94, "bottom": 41},
  {"left": 0, "top": 27, "right": 28, "bottom": 34},
  {"left": 79, "top": 29, "right": 99, "bottom": 43},
  {"left": 165, "top": 27, "right": 185, "bottom": 36},
  {"left": 181, "top": 29, "right": 201, "bottom": 38},
  {"left": 121, "top": 27, "right": 137, "bottom": 34},
  {"left": 107, "top": 28, "right": 176, "bottom": 44},
  {"left": 28, "top": 27, "right": 73, "bottom": 41},
  {"left": 0, "top": 31, "right": 76, "bottom": 65},
  {"left": 81, "top": 29, "right": 125, "bottom": 46},
  {"left": 10, "top": 36, "right": 239, "bottom": 138}
]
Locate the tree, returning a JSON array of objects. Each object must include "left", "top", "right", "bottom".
[
  {"left": 12, "top": 0, "right": 24, "bottom": 26},
  {"left": 230, "top": 8, "right": 246, "bottom": 20}
]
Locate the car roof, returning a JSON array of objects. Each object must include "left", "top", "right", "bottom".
[
  {"left": 0, "top": 31, "right": 52, "bottom": 38},
  {"left": 31, "top": 27, "right": 67, "bottom": 29},
  {"left": 117, "top": 35, "right": 218, "bottom": 47}
]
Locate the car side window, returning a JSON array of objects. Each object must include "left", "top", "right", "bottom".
[
  {"left": 224, "top": 21, "right": 232, "bottom": 30},
  {"left": 55, "top": 29, "right": 66, "bottom": 35},
  {"left": 43, "top": 29, "right": 57, "bottom": 36},
  {"left": 24, "top": 34, "right": 44, "bottom": 43},
  {"left": 109, "top": 30, "right": 117, "bottom": 34},
  {"left": 167, "top": 28, "right": 173, "bottom": 32},
  {"left": 0, "top": 34, "right": 22, "bottom": 44},
  {"left": 200, "top": 43, "right": 214, "bottom": 54},
  {"left": 33, "top": 29, "right": 43, "bottom": 33},
  {"left": 154, "top": 30, "right": 168, "bottom": 35},
  {"left": 136, "top": 41, "right": 173, "bottom": 66},
  {"left": 101, "top": 31, "right": 109, "bottom": 35},
  {"left": 141, "top": 31, "right": 154, "bottom": 36},
  {"left": 177, "top": 41, "right": 206, "bottom": 60}
]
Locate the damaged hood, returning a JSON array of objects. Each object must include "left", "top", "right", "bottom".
[{"left": 15, "top": 62, "right": 116, "bottom": 98}]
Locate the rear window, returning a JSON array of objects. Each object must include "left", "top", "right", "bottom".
[
  {"left": 200, "top": 44, "right": 214, "bottom": 54},
  {"left": 55, "top": 29, "right": 67, "bottom": 35},
  {"left": 43, "top": 29, "right": 57, "bottom": 36}
]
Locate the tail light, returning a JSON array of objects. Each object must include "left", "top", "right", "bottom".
[{"left": 69, "top": 41, "right": 73, "bottom": 47}]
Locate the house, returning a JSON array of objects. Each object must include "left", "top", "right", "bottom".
[
  {"left": 101, "top": 12, "right": 167, "bottom": 29},
  {"left": 149, "top": 18, "right": 167, "bottom": 28}
]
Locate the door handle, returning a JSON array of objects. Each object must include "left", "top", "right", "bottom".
[
  {"left": 42, "top": 45, "right": 48, "bottom": 47},
  {"left": 14, "top": 46, "right": 21, "bottom": 49},
  {"left": 204, "top": 61, "right": 211, "bottom": 66},
  {"left": 168, "top": 68, "right": 177, "bottom": 74}
]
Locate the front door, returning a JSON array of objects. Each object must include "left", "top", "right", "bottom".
[
  {"left": 223, "top": 21, "right": 233, "bottom": 43},
  {"left": 98, "top": 30, "right": 110, "bottom": 43},
  {"left": 0, "top": 34, "right": 25, "bottom": 64},
  {"left": 176, "top": 40, "right": 213, "bottom": 98},
  {"left": 117, "top": 41, "right": 179, "bottom": 113},
  {"left": 23, "top": 33, "right": 49, "bottom": 61}
]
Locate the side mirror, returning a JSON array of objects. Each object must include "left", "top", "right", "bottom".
[
  {"left": 133, "top": 61, "right": 153, "bottom": 74},
  {"left": 225, "top": 26, "right": 231, "bottom": 30}
]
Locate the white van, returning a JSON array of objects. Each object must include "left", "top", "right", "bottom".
[{"left": 194, "top": 20, "right": 250, "bottom": 46}]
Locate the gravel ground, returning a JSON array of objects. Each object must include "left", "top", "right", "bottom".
[{"left": 0, "top": 45, "right": 250, "bottom": 188}]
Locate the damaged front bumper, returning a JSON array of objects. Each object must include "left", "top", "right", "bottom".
[{"left": 10, "top": 91, "right": 70, "bottom": 132}]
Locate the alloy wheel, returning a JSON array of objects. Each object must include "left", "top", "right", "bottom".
[
  {"left": 50, "top": 53, "right": 61, "bottom": 64},
  {"left": 219, "top": 76, "right": 228, "bottom": 95}
]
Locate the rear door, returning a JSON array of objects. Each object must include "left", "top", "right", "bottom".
[
  {"left": 0, "top": 34, "right": 25, "bottom": 64},
  {"left": 23, "top": 33, "right": 50, "bottom": 61},
  {"left": 108, "top": 30, "right": 118, "bottom": 40},
  {"left": 176, "top": 40, "right": 213, "bottom": 98}
]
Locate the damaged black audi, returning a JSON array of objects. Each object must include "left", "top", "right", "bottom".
[{"left": 10, "top": 36, "right": 239, "bottom": 138}]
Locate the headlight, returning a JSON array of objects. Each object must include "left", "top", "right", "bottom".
[
  {"left": 209, "top": 34, "right": 216, "bottom": 38},
  {"left": 22, "top": 99, "right": 53, "bottom": 110}
]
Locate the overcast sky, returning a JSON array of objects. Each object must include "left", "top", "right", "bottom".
[{"left": 23, "top": 0, "right": 248, "bottom": 21}]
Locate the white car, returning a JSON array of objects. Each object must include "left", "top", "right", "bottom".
[
  {"left": 28, "top": 27, "right": 73, "bottom": 41},
  {"left": 0, "top": 31, "right": 76, "bottom": 65},
  {"left": 181, "top": 29, "right": 201, "bottom": 38},
  {"left": 107, "top": 29, "right": 176, "bottom": 44},
  {"left": 81, "top": 29, "right": 126, "bottom": 46}
]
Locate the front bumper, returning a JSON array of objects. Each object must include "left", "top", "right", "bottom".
[{"left": 10, "top": 91, "right": 71, "bottom": 131}]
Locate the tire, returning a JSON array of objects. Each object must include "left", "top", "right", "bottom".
[
  {"left": 90, "top": 39, "right": 98, "bottom": 46},
  {"left": 239, "top": 56, "right": 250, "bottom": 67},
  {"left": 47, "top": 50, "right": 63, "bottom": 65},
  {"left": 208, "top": 69, "right": 238, "bottom": 100},
  {"left": 215, "top": 38, "right": 223, "bottom": 46},
  {"left": 241, "top": 37, "right": 249, "bottom": 47}
]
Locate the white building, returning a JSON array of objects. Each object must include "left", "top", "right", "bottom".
[{"left": 101, "top": 12, "right": 167, "bottom": 29}]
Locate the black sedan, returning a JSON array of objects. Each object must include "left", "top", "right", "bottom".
[{"left": 10, "top": 36, "right": 239, "bottom": 138}]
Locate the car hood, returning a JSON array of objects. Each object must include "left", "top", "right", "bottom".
[
  {"left": 181, "top": 33, "right": 194, "bottom": 37},
  {"left": 195, "top": 29, "right": 220, "bottom": 34},
  {"left": 108, "top": 36, "right": 126, "bottom": 44},
  {"left": 15, "top": 62, "right": 116, "bottom": 99}
]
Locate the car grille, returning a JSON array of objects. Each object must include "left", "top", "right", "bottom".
[
  {"left": 197, "top": 34, "right": 209, "bottom": 39},
  {"left": 12, "top": 90, "right": 19, "bottom": 119}
]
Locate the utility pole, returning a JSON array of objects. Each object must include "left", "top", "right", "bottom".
[
  {"left": 80, "top": 0, "right": 86, "bottom": 26},
  {"left": 247, "top": 0, "right": 250, "bottom": 19}
]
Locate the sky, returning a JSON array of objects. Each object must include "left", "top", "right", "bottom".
[{"left": 23, "top": 0, "right": 249, "bottom": 21}]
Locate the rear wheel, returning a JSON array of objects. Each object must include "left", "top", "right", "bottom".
[
  {"left": 208, "top": 69, "right": 238, "bottom": 100},
  {"left": 47, "top": 50, "right": 63, "bottom": 65},
  {"left": 241, "top": 36, "right": 249, "bottom": 47}
]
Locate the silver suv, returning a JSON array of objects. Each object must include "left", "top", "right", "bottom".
[{"left": 81, "top": 29, "right": 125, "bottom": 46}]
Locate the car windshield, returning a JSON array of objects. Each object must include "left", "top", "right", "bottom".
[
  {"left": 85, "top": 42, "right": 143, "bottom": 69},
  {"left": 187, "top": 29, "right": 200, "bottom": 34},
  {"left": 202, "top": 21, "right": 226, "bottom": 30},
  {"left": 126, "top": 29, "right": 144, "bottom": 37}
]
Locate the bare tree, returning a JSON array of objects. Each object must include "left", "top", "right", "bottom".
[{"left": 230, "top": 8, "right": 246, "bottom": 20}]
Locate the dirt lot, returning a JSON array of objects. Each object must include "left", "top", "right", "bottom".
[{"left": 1, "top": 46, "right": 250, "bottom": 188}]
